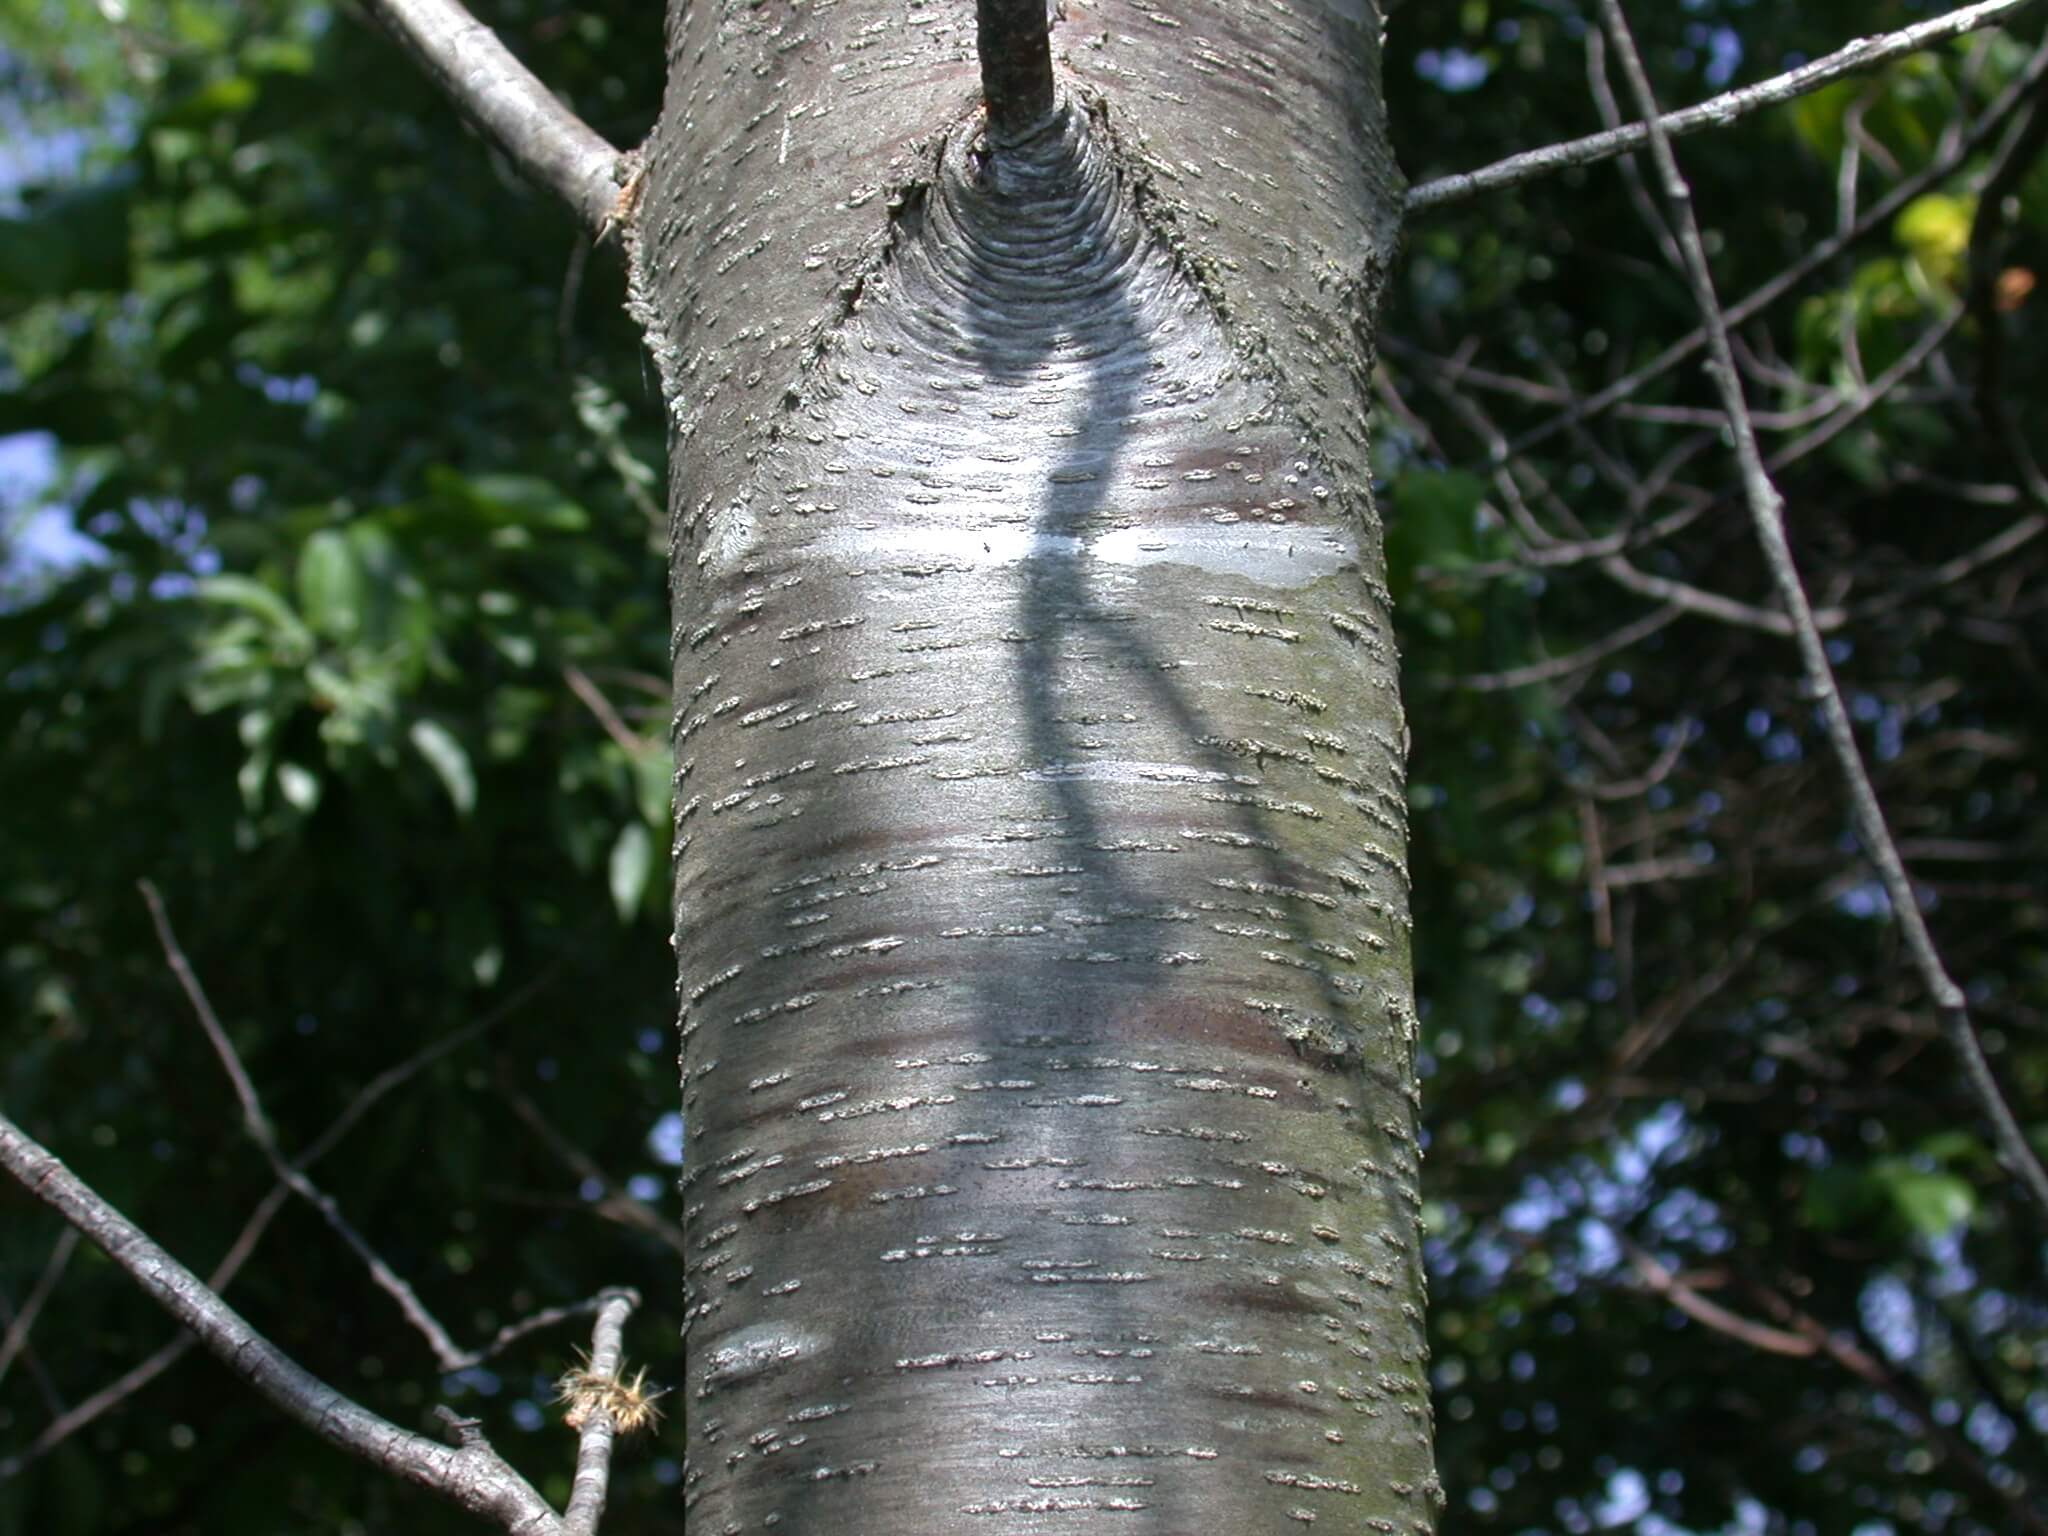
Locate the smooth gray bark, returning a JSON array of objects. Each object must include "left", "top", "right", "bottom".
[{"left": 632, "top": 0, "right": 1433, "bottom": 1528}]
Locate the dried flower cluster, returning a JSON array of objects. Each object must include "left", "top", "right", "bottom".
[{"left": 554, "top": 1358, "right": 666, "bottom": 1435}]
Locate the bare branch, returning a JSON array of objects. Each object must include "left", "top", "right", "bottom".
[
  {"left": 564, "top": 665, "right": 648, "bottom": 757},
  {"left": 0, "top": 1227, "right": 76, "bottom": 1395},
  {"left": 355, "top": 0, "right": 627, "bottom": 234},
  {"left": 1409, "top": 0, "right": 2040, "bottom": 212},
  {"left": 1622, "top": 1239, "right": 1818, "bottom": 1357},
  {"left": 1502, "top": 33, "right": 2048, "bottom": 461},
  {"left": 497, "top": 1060, "right": 689, "bottom": 1260},
  {"left": 0, "top": 1113, "right": 562, "bottom": 1535},
  {"left": 558, "top": 1290, "right": 657, "bottom": 1536},
  {"left": 1596, "top": 0, "right": 2048, "bottom": 1226},
  {"left": 2, "top": 965, "right": 559, "bottom": 1480},
  {"left": 1454, "top": 604, "right": 1680, "bottom": 693},
  {"left": 977, "top": 0, "right": 1057, "bottom": 141},
  {"left": 141, "top": 881, "right": 475, "bottom": 1371},
  {"left": 142, "top": 881, "right": 604, "bottom": 1375}
]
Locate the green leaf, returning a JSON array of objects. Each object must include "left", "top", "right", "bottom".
[
  {"left": 1786, "top": 79, "right": 1858, "bottom": 164},
  {"left": 634, "top": 745, "right": 672, "bottom": 830},
  {"left": 1915, "top": 1130, "right": 1983, "bottom": 1166},
  {"left": 195, "top": 575, "right": 311, "bottom": 646},
  {"left": 243, "top": 37, "right": 314, "bottom": 74},
  {"left": 1800, "top": 1164, "right": 1876, "bottom": 1233},
  {"left": 156, "top": 74, "right": 259, "bottom": 128},
  {"left": 609, "top": 821, "right": 653, "bottom": 921},
  {"left": 1874, "top": 1162, "right": 1975, "bottom": 1237},
  {"left": 0, "top": 175, "right": 134, "bottom": 305},
  {"left": 409, "top": 717, "right": 476, "bottom": 817},
  {"left": 275, "top": 761, "right": 321, "bottom": 812},
  {"left": 237, "top": 744, "right": 271, "bottom": 812},
  {"left": 1894, "top": 193, "right": 1974, "bottom": 289},
  {"left": 296, "top": 528, "right": 364, "bottom": 641},
  {"left": 1386, "top": 468, "right": 1490, "bottom": 600},
  {"left": 489, "top": 630, "right": 537, "bottom": 669},
  {"left": 427, "top": 468, "right": 590, "bottom": 532}
]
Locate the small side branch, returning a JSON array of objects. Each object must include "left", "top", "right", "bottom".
[
  {"left": 1623, "top": 1241, "right": 1817, "bottom": 1358},
  {"left": 141, "top": 881, "right": 470, "bottom": 1371},
  {"left": 2, "top": 967, "right": 560, "bottom": 1482},
  {"left": 977, "top": 0, "right": 1057, "bottom": 140},
  {"left": 1503, "top": 34, "right": 2048, "bottom": 459},
  {"left": 0, "top": 1228, "right": 77, "bottom": 1394},
  {"left": 558, "top": 1290, "right": 659, "bottom": 1536},
  {"left": 1594, "top": 0, "right": 2048, "bottom": 1228},
  {"left": 497, "top": 1059, "right": 689, "bottom": 1260},
  {"left": 0, "top": 1113, "right": 562, "bottom": 1535},
  {"left": 356, "top": 0, "right": 625, "bottom": 234},
  {"left": 141, "top": 881, "right": 602, "bottom": 1374},
  {"left": 1453, "top": 604, "right": 1680, "bottom": 693},
  {"left": 1409, "top": 0, "right": 2039, "bottom": 212}
]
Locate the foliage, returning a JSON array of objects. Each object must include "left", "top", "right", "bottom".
[
  {"left": 2, "top": 3, "right": 677, "bottom": 1529},
  {"left": 1385, "top": 5, "right": 2048, "bottom": 1533},
  {"left": 1, "top": 1, "right": 2044, "bottom": 1533}
]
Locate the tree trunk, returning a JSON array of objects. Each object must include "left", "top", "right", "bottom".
[{"left": 633, "top": 0, "right": 1431, "bottom": 1528}]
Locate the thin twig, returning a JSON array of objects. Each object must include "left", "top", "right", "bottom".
[
  {"left": 1501, "top": 34, "right": 2048, "bottom": 461},
  {"left": 497, "top": 1059, "right": 689, "bottom": 1260},
  {"left": 140, "top": 881, "right": 473, "bottom": 1371},
  {"left": 1746, "top": 1275, "right": 2048, "bottom": 1532},
  {"left": 1625, "top": 1236, "right": 2048, "bottom": 1530},
  {"left": 1966, "top": 67, "right": 2048, "bottom": 428},
  {"left": 1453, "top": 604, "right": 1681, "bottom": 693},
  {"left": 141, "top": 882, "right": 602, "bottom": 1374},
  {"left": 0, "top": 1296, "right": 65, "bottom": 1423},
  {"left": 478, "top": 1295, "right": 621, "bottom": 1367},
  {"left": 1578, "top": 798, "right": 1614, "bottom": 950},
  {"left": 1596, "top": 0, "right": 2048, "bottom": 1225},
  {"left": 976, "top": 0, "right": 1057, "bottom": 140},
  {"left": 1850, "top": 513, "right": 2048, "bottom": 620},
  {"left": 1622, "top": 1239, "right": 1817, "bottom": 1357},
  {"left": 1580, "top": 712, "right": 1693, "bottom": 804},
  {"left": 1, "top": 966, "right": 558, "bottom": 1480},
  {"left": 0, "top": 1227, "right": 77, "bottom": 1394},
  {"left": 1594, "top": 553, "right": 1830, "bottom": 636},
  {"left": 0, "top": 1186, "right": 289, "bottom": 1482},
  {"left": 564, "top": 665, "right": 648, "bottom": 756},
  {"left": 17, "top": 1339, "right": 179, "bottom": 1472},
  {"left": 1583, "top": 27, "right": 1685, "bottom": 276},
  {"left": 0, "top": 1334, "right": 202, "bottom": 1483},
  {"left": 355, "top": 0, "right": 625, "bottom": 233},
  {"left": 1761, "top": 304, "right": 1965, "bottom": 475},
  {"left": 1408, "top": 0, "right": 2040, "bottom": 211},
  {"left": 299, "top": 963, "right": 565, "bottom": 1170},
  {"left": 560, "top": 1290, "right": 652, "bottom": 1536},
  {"left": 0, "top": 1113, "right": 562, "bottom": 1535}
]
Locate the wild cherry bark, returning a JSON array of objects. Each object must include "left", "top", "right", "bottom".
[{"left": 630, "top": 0, "right": 1433, "bottom": 1528}]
